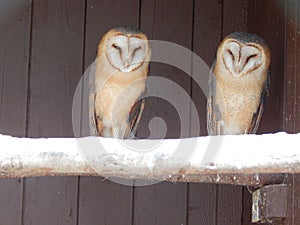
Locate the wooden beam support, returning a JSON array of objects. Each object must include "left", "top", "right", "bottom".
[
  {"left": 0, "top": 133, "right": 297, "bottom": 186},
  {"left": 252, "top": 184, "right": 287, "bottom": 223}
]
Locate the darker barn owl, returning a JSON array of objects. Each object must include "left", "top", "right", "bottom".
[
  {"left": 89, "top": 27, "right": 151, "bottom": 138},
  {"left": 207, "top": 32, "right": 271, "bottom": 135}
]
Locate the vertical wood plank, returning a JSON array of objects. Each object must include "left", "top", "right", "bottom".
[
  {"left": 217, "top": 185, "right": 243, "bottom": 225},
  {"left": 188, "top": 184, "right": 217, "bottom": 225},
  {"left": 134, "top": 1, "right": 193, "bottom": 225},
  {"left": 284, "top": 174, "right": 300, "bottom": 225},
  {"left": 26, "top": 0, "right": 85, "bottom": 138},
  {"left": 138, "top": 0, "right": 193, "bottom": 139},
  {"left": 283, "top": 1, "right": 300, "bottom": 223},
  {"left": 78, "top": 1, "right": 139, "bottom": 225},
  {"left": 222, "top": 0, "right": 248, "bottom": 37},
  {"left": 0, "top": 1, "right": 32, "bottom": 224},
  {"left": 248, "top": 0, "right": 285, "bottom": 134},
  {"left": 189, "top": 1, "right": 221, "bottom": 225},
  {"left": 283, "top": 0, "right": 299, "bottom": 133},
  {"left": 0, "top": 0, "right": 30, "bottom": 136},
  {"left": 23, "top": 177, "right": 79, "bottom": 225},
  {"left": 23, "top": 1, "right": 85, "bottom": 225},
  {"left": 134, "top": 182, "right": 187, "bottom": 225},
  {"left": 245, "top": 1, "right": 286, "bottom": 224},
  {"left": 241, "top": 187, "right": 252, "bottom": 225},
  {"left": 84, "top": 0, "right": 140, "bottom": 68},
  {"left": 0, "top": 179, "right": 23, "bottom": 225},
  {"left": 296, "top": 0, "right": 300, "bottom": 132},
  {"left": 190, "top": 0, "right": 222, "bottom": 137},
  {"left": 78, "top": 178, "right": 133, "bottom": 225}
]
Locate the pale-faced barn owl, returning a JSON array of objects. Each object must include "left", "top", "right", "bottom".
[
  {"left": 207, "top": 32, "right": 271, "bottom": 135},
  {"left": 89, "top": 27, "right": 151, "bottom": 138}
]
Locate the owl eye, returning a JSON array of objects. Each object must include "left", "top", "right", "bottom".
[
  {"left": 227, "top": 50, "right": 234, "bottom": 60},
  {"left": 245, "top": 54, "right": 258, "bottom": 64},
  {"left": 112, "top": 44, "right": 121, "bottom": 51},
  {"left": 132, "top": 46, "right": 142, "bottom": 55}
]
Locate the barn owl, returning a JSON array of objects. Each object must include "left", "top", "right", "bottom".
[
  {"left": 207, "top": 32, "right": 271, "bottom": 135},
  {"left": 89, "top": 27, "right": 151, "bottom": 138}
]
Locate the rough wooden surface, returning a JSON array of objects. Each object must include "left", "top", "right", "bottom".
[
  {"left": 189, "top": 2, "right": 222, "bottom": 224},
  {"left": 0, "top": 0, "right": 298, "bottom": 224},
  {"left": 135, "top": 1, "right": 193, "bottom": 223},
  {"left": 222, "top": 0, "right": 248, "bottom": 36},
  {"left": 188, "top": 183, "right": 217, "bottom": 225},
  {"left": 248, "top": 0, "right": 285, "bottom": 134},
  {"left": 23, "top": 1, "right": 85, "bottom": 224},
  {"left": 0, "top": 1, "right": 32, "bottom": 224},
  {"left": 217, "top": 185, "right": 243, "bottom": 225},
  {"left": 283, "top": 1, "right": 300, "bottom": 225},
  {"left": 284, "top": 174, "right": 300, "bottom": 225},
  {"left": 246, "top": 1, "right": 286, "bottom": 224},
  {"left": 284, "top": 0, "right": 300, "bottom": 134},
  {"left": 78, "top": 178, "right": 133, "bottom": 225}
]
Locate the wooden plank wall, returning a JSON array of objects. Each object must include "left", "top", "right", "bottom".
[
  {"left": 23, "top": 1, "right": 85, "bottom": 225},
  {"left": 0, "top": 1, "right": 31, "bottom": 224},
  {"left": 247, "top": 1, "right": 286, "bottom": 224},
  {"left": 2, "top": 0, "right": 299, "bottom": 225},
  {"left": 247, "top": 1, "right": 300, "bottom": 225},
  {"left": 282, "top": 1, "right": 300, "bottom": 225}
]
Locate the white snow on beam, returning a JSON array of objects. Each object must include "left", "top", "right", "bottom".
[{"left": 0, "top": 132, "right": 299, "bottom": 180}]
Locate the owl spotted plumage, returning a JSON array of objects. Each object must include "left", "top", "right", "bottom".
[
  {"left": 207, "top": 32, "right": 271, "bottom": 135},
  {"left": 89, "top": 27, "right": 151, "bottom": 138}
]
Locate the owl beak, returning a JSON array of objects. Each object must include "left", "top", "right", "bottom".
[
  {"left": 233, "top": 64, "right": 243, "bottom": 77},
  {"left": 124, "top": 56, "right": 132, "bottom": 68},
  {"left": 232, "top": 67, "right": 239, "bottom": 77}
]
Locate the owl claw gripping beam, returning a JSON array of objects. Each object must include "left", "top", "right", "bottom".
[
  {"left": 207, "top": 32, "right": 271, "bottom": 135},
  {"left": 89, "top": 27, "right": 151, "bottom": 138}
]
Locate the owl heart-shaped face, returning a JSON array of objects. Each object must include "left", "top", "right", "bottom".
[
  {"left": 106, "top": 34, "right": 148, "bottom": 73},
  {"left": 221, "top": 40, "right": 264, "bottom": 77}
]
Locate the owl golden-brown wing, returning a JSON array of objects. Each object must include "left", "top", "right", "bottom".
[
  {"left": 248, "top": 70, "right": 270, "bottom": 134},
  {"left": 126, "top": 92, "right": 147, "bottom": 139},
  {"left": 89, "top": 92, "right": 97, "bottom": 136},
  {"left": 207, "top": 62, "right": 225, "bottom": 135},
  {"left": 89, "top": 66, "right": 103, "bottom": 136}
]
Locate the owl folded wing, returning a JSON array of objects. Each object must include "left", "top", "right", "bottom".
[
  {"left": 89, "top": 68, "right": 101, "bottom": 136},
  {"left": 207, "top": 63, "right": 226, "bottom": 135},
  {"left": 127, "top": 90, "right": 147, "bottom": 139},
  {"left": 249, "top": 70, "right": 270, "bottom": 134}
]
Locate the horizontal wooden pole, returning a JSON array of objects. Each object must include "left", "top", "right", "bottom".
[{"left": 0, "top": 133, "right": 298, "bottom": 186}]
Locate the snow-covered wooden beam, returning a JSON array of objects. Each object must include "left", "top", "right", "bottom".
[{"left": 0, "top": 133, "right": 298, "bottom": 186}]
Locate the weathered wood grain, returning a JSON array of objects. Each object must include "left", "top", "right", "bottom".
[
  {"left": 23, "top": 1, "right": 85, "bottom": 224},
  {"left": 0, "top": 1, "right": 32, "bottom": 224},
  {"left": 134, "top": 0, "right": 193, "bottom": 224},
  {"left": 189, "top": 1, "right": 222, "bottom": 224}
]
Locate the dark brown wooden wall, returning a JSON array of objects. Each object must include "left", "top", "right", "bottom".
[
  {"left": 247, "top": 1, "right": 300, "bottom": 225},
  {"left": 0, "top": 0, "right": 299, "bottom": 225}
]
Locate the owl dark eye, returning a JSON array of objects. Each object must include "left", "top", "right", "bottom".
[
  {"left": 246, "top": 54, "right": 258, "bottom": 64},
  {"left": 132, "top": 46, "right": 142, "bottom": 56},
  {"left": 112, "top": 44, "right": 121, "bottom": 51},
  {"left": 227, "top": 50, "right": 234, "bottom": 60}
]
